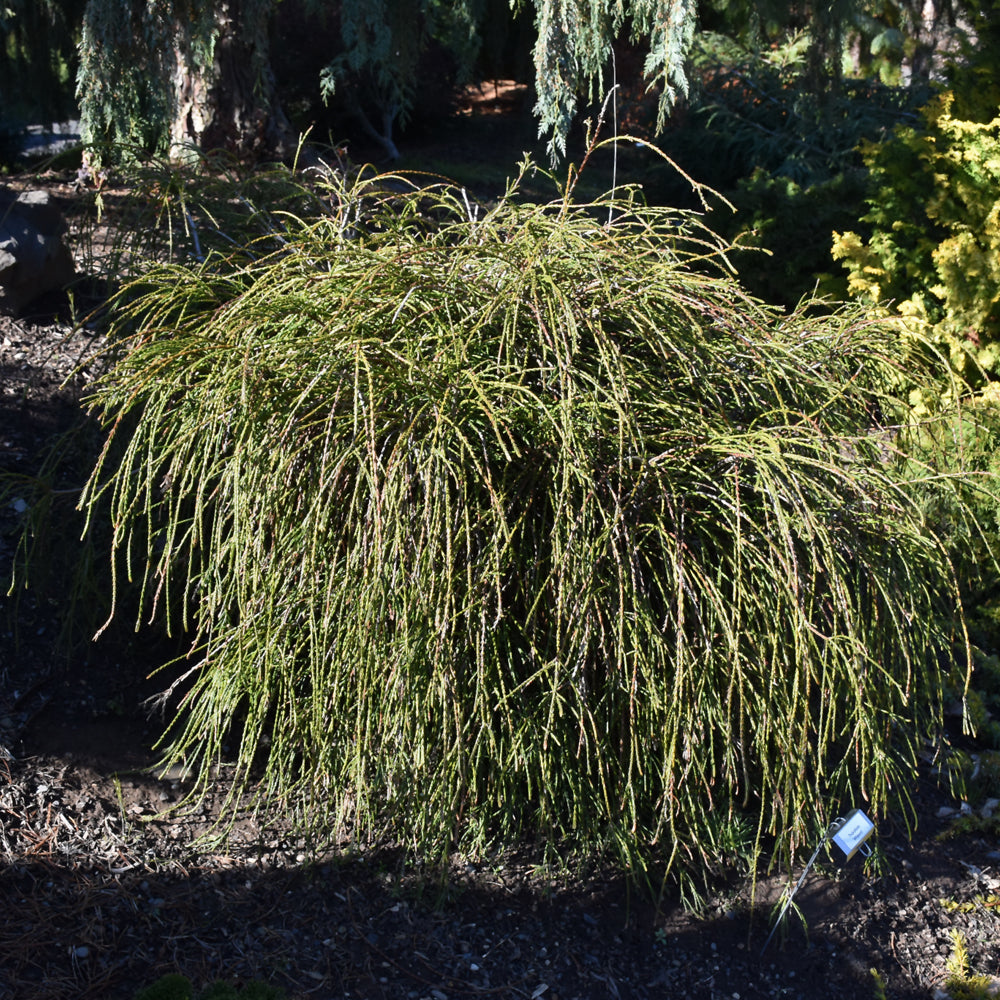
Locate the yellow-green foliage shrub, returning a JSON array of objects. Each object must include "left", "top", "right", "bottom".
[
  {"left": 59, "top": 163, "right": 979, "bottom": 891},
  {"left": 832, "top": 92, "right": 1000, "bottom": 394}
]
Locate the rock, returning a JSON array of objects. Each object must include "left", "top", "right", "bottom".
[{"left": 0, "top": 187, "right": 75, "bottom": 315}]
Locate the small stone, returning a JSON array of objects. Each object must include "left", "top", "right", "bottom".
[
  {"left": 936, "top": 806, "right": 956, "bottom": 819},
  {"left": 981, "top": 798, "right": 1000, "bottom": 819},
  {"left": 72, "top": 946, "right": 90, "bottom": 959}
]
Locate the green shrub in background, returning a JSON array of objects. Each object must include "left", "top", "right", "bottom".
[
  {"left": 640, "top": 37, "right": 931, "bottom": 306},
  {"left": 676, "top": 35, "right": 929, "bottom": 193},
  {"left": 62, "top": 161, "right": 976, "bottom": 891},
  {"left": 832, "top": 92, "right": 1000, "bottom": 397},
  {"left": 719, "top": 167, "right": 868, "bottom": 307}
]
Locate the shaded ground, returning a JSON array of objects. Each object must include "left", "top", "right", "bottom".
[
  {"left": 3, "top": 108, "right": 1000, "bottom": 999},
  {"left": 4, "top": 636, "right": 1000, "bottom": 1000}
]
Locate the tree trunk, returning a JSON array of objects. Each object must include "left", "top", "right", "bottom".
[{"left": 168, "top": 0, "right": 294, "bottom": 162}]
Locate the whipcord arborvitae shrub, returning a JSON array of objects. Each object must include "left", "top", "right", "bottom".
[{"left": 71, "top": 166, "right": 974, "bottom": 888}]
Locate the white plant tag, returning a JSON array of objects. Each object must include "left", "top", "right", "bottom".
[{"left": 830, "top": 808, "right": 875, "bottom": 861}]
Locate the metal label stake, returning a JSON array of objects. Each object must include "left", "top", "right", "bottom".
[{"left": 760, "top": 809, "right": 875, "bottom": 957}]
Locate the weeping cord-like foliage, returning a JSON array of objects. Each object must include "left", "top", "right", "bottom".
[{"left": 72, "top": 162, "right": 971, "bottom": 888}]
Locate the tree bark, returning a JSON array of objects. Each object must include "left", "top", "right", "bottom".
[{"left": 168, "top": 0, "right": 295, "bottom": 162}]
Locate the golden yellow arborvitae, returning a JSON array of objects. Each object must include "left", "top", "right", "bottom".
[{"left": 833, "top": 92, "right": 1000, "bottom": 392}]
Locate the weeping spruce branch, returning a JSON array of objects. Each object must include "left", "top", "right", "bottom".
[
  {"left": 76, "top": 0, "right": 699, "bottom": 162},
  {"left": 529, "top": 0, "right": 697, "bottom": 158},
  {"left": 74, "top": 166, "right": 972, "bottom": 883}
]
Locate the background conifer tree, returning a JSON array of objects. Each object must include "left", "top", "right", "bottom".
[
  {"left": 71, "top": 0, "right": 705, "bottom": 162},
  {"left": 9, "top": 0, "right": 986, "bottom": 164}
]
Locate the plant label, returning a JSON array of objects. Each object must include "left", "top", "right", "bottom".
[{"left": 831, "top": 809, "right": 875, "bottom": 861}]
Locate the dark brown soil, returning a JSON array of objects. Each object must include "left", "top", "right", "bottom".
[{"left": 3, "top": 146, "right": 1000, "bottom": 1000}]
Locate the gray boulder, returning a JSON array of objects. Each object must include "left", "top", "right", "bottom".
[{"left": 0, "top": 188, "right": 76, "bottom": 316}]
